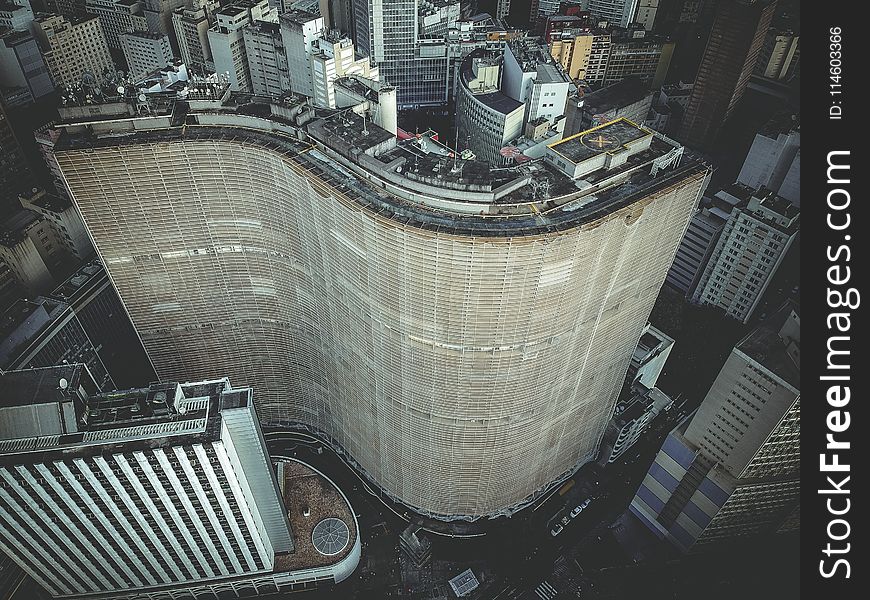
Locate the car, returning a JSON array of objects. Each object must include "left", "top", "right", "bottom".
[
  {"left": 570, "top": 505, "right": 583, "bottom": 518},
  {"left": 561, "top": 515, "right": 571, "bottom": 526},
  {"left": 550, "top": 524, "right": 563, "bottom": 537}
]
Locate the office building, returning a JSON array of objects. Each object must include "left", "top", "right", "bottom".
[
  {"left": 352, "top": 0, "right": 459, "bottom": 107},
  {"left": 0, "top": 28, "right": 54, "bottom": 104},
  {"left": 172, "top": 7, "right": 213, "bottom": 73},
  {"left": 0, "top": 369, "right": 361, "bottom": 597},
  {"left": 142, "top": 0, "right": 187, "bottom": 50},
  {"left": 51, "top": 93, "right": 709, "bottom": 518},
  {"left": 503, "top": 37, "right": 572, "bottom": 125},
  {"left": 120, "top": 30, "right": 173, "bottom": 80},
  {"left": 588, "top": 0, "right": 639, "bottom": 28},
  {"left": 455, "top": 50, "right": 525, "bottom": 165},
  {"left": 737, "top": 124, "right": 799, "bottom": 207},
  {"left": 549, "top": 30, "right": 604, "bottom": 81},
  {"left": 678, "top": 0, "right": 777, "bottom": 148},
  {"left": 599, "top": 381, "right": 672, "bottom": 465},
  {"left": 244, "top": 19, "right": 287, "bottom": 96},
  {"left": 603, "top": 26, "right": 673, "bottom": 87},
  {"left": 691, "top": 185, "right": 798, "bottom": 323},
  {"left": 755, "top": 27, "right": 799, "bottom": 81},
  {"left": 631, "top": 304, "right": 800, "bottom": 550},
  {"left": 85, "top": 0, "right": 149, "bottom": 50},
  {"left": 209, "top": 0, "right": 276, "bottom": 92},
  {"left": 665, "top": 191, "right": 733, "bottom": 296},
  {"left": 496, "top": 0, "right": 510, "bottom": 20},
  {"left": 563, "top": 76, "right": 653, "bottom": 135},
  {"left": 281, "top": 10, "right": 377, "bottom": 107},
  {"left": 0, "top": 209, "right": 73, "bottom": 295},
  {"left": 18, "top": 188, "right": 92, "bottom": 261},
  {"left": 34, "top": 14, "right": 114, "bottom": 89},
  {"left": 0, "top": 296, "right": 113, "bottom": 389}
]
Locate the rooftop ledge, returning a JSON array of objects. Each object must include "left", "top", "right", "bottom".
[{"left": 52, "top": 98, "right": 709, "bottom": 237}]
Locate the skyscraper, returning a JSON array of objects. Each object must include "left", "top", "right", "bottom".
[
  {"left": 630, "top": 303, "right": 799, "bottom": 550},
  {"left": 352, "top": 0, "right": 457, "bottom": 107},
  {"left": 51, "top": 96, "right": 709, "bottom": 518},
  {"left": 0, "top": 367, "right": 360, "bottom": 597},
  {"left": 677, "top": 0, "right": 777, "bottom": 148}
]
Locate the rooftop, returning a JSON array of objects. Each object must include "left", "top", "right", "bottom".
[
  {"left": 459, "top": 52, "right": 524, "bottom": 114},
  {"left": 0, "top": 374, "right": 251, "bottom": 462},
  {"left": 580, "top": 77, "right": 651, "bottom": 114},
  {"left": 736, "top": 303, "right": 800, "bottom": 390},
  {"left": 274, "top": 459, "right": 358, "bottom": 571},
  {"left": 0, "top": 209, "right": 41, "bottom": 247},
  {"left": 548, "top": 118, "right": 652, "bottom": 165},
  {"left": 52, "top": 95, "right": 708, "bottom": 237}
]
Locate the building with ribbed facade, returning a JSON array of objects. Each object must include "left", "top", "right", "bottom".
[
  {"left": 0, "top": 367, "right": 360, "bottom": 598},
  {"left": 630, "top": 303, "right": 799, "bottom": 551},
  {"left": 50, "top": 93, "right": 709, "bottom": 518}
]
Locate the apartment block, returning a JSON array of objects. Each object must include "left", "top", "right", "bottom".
[
  {"left": 34, "top": 14, "right": 114, "bottom": 87},
  {"left": 691, "top": 185, "right": 798, "bottom": 324},
  {"left": 631, "top": 304, "right": 799, "bottom": 551},
  {"left": 120, "top": 30, "right": 173, "bottom": 80}
]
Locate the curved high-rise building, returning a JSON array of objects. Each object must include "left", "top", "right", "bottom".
[{"left": 51, "top": 98, "right": 708, "bottom": 518}]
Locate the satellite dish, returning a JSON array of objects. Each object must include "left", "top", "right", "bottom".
[
  {"left": 117, "top": 85, "right": 125, "bottom": 94},
  {"left": 138, "top": 93, "right": 147, "bottom": 102},
  {"left": 59, "top": 378, "right": 69, "bottom": 390}
]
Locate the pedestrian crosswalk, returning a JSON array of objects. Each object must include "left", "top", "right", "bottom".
[{"left": 534, "top": 580, "right": 559, "bottom": 599}]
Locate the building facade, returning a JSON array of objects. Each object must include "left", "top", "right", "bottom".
[
  {"left": 691, "top": 185, "right": 798, "bottom": 323},
  {"left": 172, "top": 7, "right": 213, "bottom": 73},
  {"left": 52, "top": 97, "right": 708, "bottom": 518},
  {"left": 456, "top": 51, "right": 525, "bottom": 165},
  {"left": 0, "top": 28, "right": 54, "bottom": 104},
  {"left": 630, "top": 305, "right": 800, "bottom": 551},
  {"left": 120, "top": 30, "right": 173, "bottom": 80},
  {"left": 0, "top": 369, "right": 360, "bottom": 598},
  {"left": 34, "top": 14, "right": 114, "bottom": 87}
]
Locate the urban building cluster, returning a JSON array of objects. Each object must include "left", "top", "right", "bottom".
[{"left": 0, "top": 0, "right": 801, "bottom": 597}]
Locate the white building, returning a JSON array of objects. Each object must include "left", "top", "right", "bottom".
[
  {"left": 503, "top": 37, "right": 571, "bottom": 126},
  {"left": 280, "top": 10, "right": 376, "bottom": 107},
  {"left": 737, "top": 127, "right": 799, "bottom": 207},
  {"left": 34, "top": 14, "right": 114, "bottom": 87},
  {"left": 208, "top": 0, "right": 275, "bottom": 92},
  {"left": 0, "top": 370, "right": 361, "bottom": 598},
  {"left": 455, "top": 51, "right": 525, "bottom": 165},
  {"left": 120, "top": 30, "right": 173, "bottom": 80},
  {"left": 665, "top": 192, "right": 733, "bottom": 297},
  {"left": 691, "top": 185, "right": 799, "bottom": 324}
]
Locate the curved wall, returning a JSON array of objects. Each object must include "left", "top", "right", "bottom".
[{"left": 57, "top": 130, "right": 706, "bottom": 517}]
